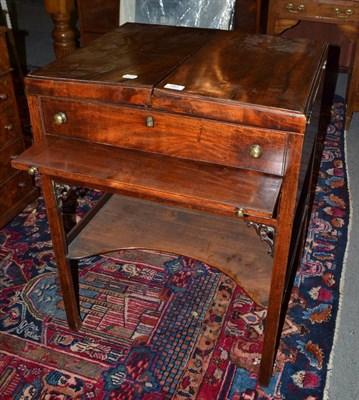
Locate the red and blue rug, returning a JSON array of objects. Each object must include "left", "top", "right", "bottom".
[{"left": 0, "top": 96, "right": 349, "bottom": 399}]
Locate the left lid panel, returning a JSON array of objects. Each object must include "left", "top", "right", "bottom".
[{"left": 25, "top": 23, "right": 216, "bottom": 106}]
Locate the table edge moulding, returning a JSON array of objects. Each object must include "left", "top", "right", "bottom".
[{"left": 11, "top": 23, "right": 328, "bottom": 387}]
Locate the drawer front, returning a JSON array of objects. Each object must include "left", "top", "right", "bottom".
[
  {"left": 0, "top": 75, "right": 15, "bottom": 107},
  {"left": 41, "top": 98, "right": 287, "bottom": 176},
  {"left": 0, "top": 75, "right": 19, "bottom": 148},
  {"left": 0, "top": 139, "right": 23, "bottom": 183},
  {"left": 0, "top": 36, "right": 10, "bottom": 72},
  {"left": 0, "top": 172, "right": 33, "bottom": 211},
  {"left": 0, "top": 106, "right": 19, "bottom": 148},
  {"left": 275, "top": 0, "right": 359, "bottom": 24}
]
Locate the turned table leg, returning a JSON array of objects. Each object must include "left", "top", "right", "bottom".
[{"left": 44, "top": 0, "right": 77, "bottom": 58}]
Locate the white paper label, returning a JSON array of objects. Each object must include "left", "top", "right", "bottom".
[
  {"left": 164, "top": 83, "right": 185, "bottom": 91},
  {"left": 122, "top": 74, "right": 138, "bottom": 79}
]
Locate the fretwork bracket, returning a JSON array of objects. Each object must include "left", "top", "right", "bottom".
[{"left": 247, "top": 222, "right": 276, "bottom": 257}]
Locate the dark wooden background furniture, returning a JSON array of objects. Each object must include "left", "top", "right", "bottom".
[
  {"left": 44, "top": 0, "right": 267, "bottom": 52},
  {"left": 77, "top": 0, "right": 120, "bottom": 45},
  {"left": 233, "top": 0, "right": 268, "bottom": 33},
  {"left": 44, "top": 0, "right": 78, "bottom": 58},
  {"left": 12, "top": 23, "right": 327, "bottom": 386},
  {"left": 0, "top": 26, "right": 37, "bottom": 228},
  {"left": 267, "top": 0, "right": 359, "bottom": 129}
]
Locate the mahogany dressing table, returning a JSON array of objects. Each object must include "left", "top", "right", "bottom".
[{"left": 12, "top": 23, "right": 328, "bottom": 386}]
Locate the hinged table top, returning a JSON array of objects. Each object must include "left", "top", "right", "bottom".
[{"left": 26, "top": 23, "right": 327, "bottom": 132}]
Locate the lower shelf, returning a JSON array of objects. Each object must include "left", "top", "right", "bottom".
[{"left": 68, "top": 194, "right": 273, "bottom": 306}]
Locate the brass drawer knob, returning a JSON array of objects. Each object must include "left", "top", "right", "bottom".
[
  {"left": 0, "top": 93, "right": 8, "bottom": 100},
  {"left": 235, "top": 207, "right": 245, "bottom": 218},
  {"left": 53, "top": 112, "right": 67, "bottom": 126},
  {"left": 297, "top": 4, "right": 305, "bottom": 11},
  {"left": 28, "top": 166, "right": 38, "bottom": 176},
  {"left": 249, "top": 144, "right": 263, "bottom": 159},
  {"left": 146, "top": 115, "right": 154, "bottom": 127},
  {"left": 286, "top": 2, "right": 305, "bottom": 12},
  {"left": 334, "top": 7, "right": 354, "bottom": 17}
]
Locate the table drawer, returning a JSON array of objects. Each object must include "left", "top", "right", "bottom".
[
  {"left": 41, "top": 98, "right": 287, "bottom": 176},
  {"left": 275, "top": 0, "right": 359, "bottom": 23}
]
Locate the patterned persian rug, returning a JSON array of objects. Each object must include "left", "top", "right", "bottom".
[{"left": 0, "top": 96, "right": 349, "bottom": 399}]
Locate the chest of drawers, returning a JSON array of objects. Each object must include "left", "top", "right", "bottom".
[
  {"left": 269, "top": 0, "right": 358, "bottom": 24},
  {"left": 12, "top": 23, "right": 327, "bottom": 386},
  {"left": 267, "top": 0, "right": 359, "bottom": 129},
  {"left": 0, "top": 27, "right": 38, "bottom": 227}
]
